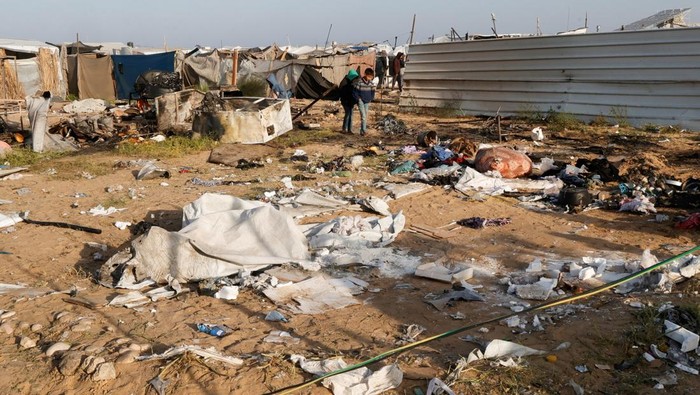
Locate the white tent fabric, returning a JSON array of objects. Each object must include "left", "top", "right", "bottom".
[
  {"left": 16, "top": 59, "right": 41, "bottom": 97},
  {"left": 102, "top": 193, "right": 311, "bottom": 286},
  {"left": 102, "top": 193, "right": 404, "bottom": 288},
  {"left": 0, "top": 38, "right": 58, "bottom": 54}
]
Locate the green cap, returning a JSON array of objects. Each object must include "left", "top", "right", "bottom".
[{"left": 347, "top": 69, "right": 359, "bottom": 80}]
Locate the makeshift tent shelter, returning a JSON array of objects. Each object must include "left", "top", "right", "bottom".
[
  {"left": 64, "top": 52, "right": 116, "bottom": 100},
  {"left": 0, "top": 39, "right": 66, "bottom": 100},
  {"left": 112, "top": 52, "right": 175, "bottom": 99},
  {"left": 47, "top": 40, "right": 101, "bottom": 55},
  {"left": 181, "top": 48, "right": 233, "bottom": 89},
  {"left": 238, "top": 49, "right": 375, "bottom": 100}
]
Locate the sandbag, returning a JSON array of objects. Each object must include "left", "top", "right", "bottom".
[{"left": 474, "top": 147, "right": 533, "bottom": 179}]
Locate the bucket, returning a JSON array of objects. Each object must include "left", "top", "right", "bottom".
[{"left": 417, "top": 131, "right": 438, "bottom": 147}]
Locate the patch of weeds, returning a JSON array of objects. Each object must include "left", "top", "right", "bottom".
[
  {"left": 34, "top": 158, "right": 113, "bottom": 180},
  {"left": 516, "top": 104, "right": 544, "bottom": 123},
  {"left": 2, "top": 147, "right": 67, "bottom": 167},
  {"left": 102, "top": 195, "right": 128, "bottom": 208},
  {"left": 678, "top": 277, "right": 700, "bottom": 297},
  {"left": 545, "top": 109, "right": 582, "bottom": 132},
  {"left": 658, "top": 124, "right": 683, "bottom": 134},
  {"left": 590, "top": 114, "right": 609, "bottom": 126},
  {"left": 62, "top": 265, "right": 93, "bottom": 282},
  {"left": 65, "top": 93, "right": 78, "bottom": 101},
  {"left": 399, "top": 93, "right": 419, "bottom": 113},
  {"left": 237, "top": 75, "right": 269, "bottom": 97},
  {"left": 625, "top": 305, "right": 664, "bottom": 351},
  {"left": 609, "top": 106, "right": 630, "bottom": 127},
  {"left": 434, "top": 98, "right": 463, "bottom": 118},
  {"left": 360, "top": 153, "right": 388, "bottom": 168},
  {"left": 453, "top": 361, "right": 548, "bottom": 394},
  {"left": 642, "top": 123, "right": 660, "bottom": 133},
  {"left": 116, "top": 136, "right": 217, "bottom": 158}
]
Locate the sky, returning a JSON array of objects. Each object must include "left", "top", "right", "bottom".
[{"left": 1, "top": 0, "right": 699, "bottom": 49}]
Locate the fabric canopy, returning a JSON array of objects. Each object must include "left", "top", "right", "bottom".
[
  {"left": 294, "top": 66, "right": 338, "bottom": 100},
  {"left": 112, "top": 52, "right": 175, "bottom": 99},
  {"left": 182, "top": 49, "right": 232, "bottom": 89},
  {"left": 77, "top": 54, "right": 115, "bottom": 100}
]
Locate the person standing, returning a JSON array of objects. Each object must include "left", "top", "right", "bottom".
[
  {"left": 352, "top": 68, "right": 376, "bottom": 136},
  {"left": 391, "top": 52, "right": 406, "bottom": 92},
  {"left": 339, "top": 69, "right": 360, "bottom": 133},
  {"left": 375, "top": 50, "right": 389, "bottom": 89},
  {"left": 25, "top": 91, "right": 51, "bottom": 152}
]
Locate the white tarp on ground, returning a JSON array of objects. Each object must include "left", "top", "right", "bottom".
[
  {"left": 102, "top": 193, "right": 405, "bottom": 288},
  {"left": 101, "top": 193, "right": 311, "bottom": 286},
  {"left": 454, "top": 167, "right": 562, "bottom": 196}
]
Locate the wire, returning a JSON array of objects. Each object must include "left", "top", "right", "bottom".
[{"left": 266, "top": 245, "right": 700, "bottom": 394}]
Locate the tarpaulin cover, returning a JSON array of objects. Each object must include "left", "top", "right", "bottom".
[
  {"left": 77, "top": 54, "right": 115, "bottom": 100},
  {"left": 182, "top": 49, "right": 231, "bottom": 89},
  {"left": 294, "top": 66, "right": 338, "bottom": 100},
  {"left": 238, "top": 59, "right": 305, "bottom": 94},
  {"left": 15, "top": 59, "right": 40, "bottom": 97},
  {"left": 112, "top": 52, "right": 175, "bottom": 99},
  {"left": 100, "top": 193, "right": 311, "bottom": 285}
]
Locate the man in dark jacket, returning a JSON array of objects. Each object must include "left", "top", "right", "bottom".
[
  {"left": 352, "top": 68, "right": 376, "bottom": 136},
  {"left": 339, "top": 69, "right": 360, "bottom": 133},
  {"left": 375, "top": 50, "right": 389, "bottom": 89}
]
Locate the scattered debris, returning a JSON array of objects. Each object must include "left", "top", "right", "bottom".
[{"left": 291, "top": 354, "right": 402, "bottom": 394}]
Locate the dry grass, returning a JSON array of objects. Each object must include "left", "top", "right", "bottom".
[
  {"left": 452, "top": 360, "right": 551, "bottom": 394},
  {"left": 116, "top": 136, "right": 218, "bottom": 158}
]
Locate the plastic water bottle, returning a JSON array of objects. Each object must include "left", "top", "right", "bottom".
[{"left": 197, "top": 323, "right": 226, "bottom": 337}]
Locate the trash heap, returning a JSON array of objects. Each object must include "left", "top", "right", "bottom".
[{"left": 386, "top": 129, "right": 699, "bottom": 223}]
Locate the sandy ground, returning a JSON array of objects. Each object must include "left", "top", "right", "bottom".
[{"left": 0, "top": 97, "right": 699, "bottom": 394}]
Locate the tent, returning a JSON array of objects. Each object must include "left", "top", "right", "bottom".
[
  {"left": 0, "top": 39, "right": 66, "bottom": 100},
  {"left": 112, "top": 52, "right": 175, "bottom": 99},
  {"left": 76, "top": 54, "right": 115, "bottom": 100},
  {"left": 237, "top": 49, "right": 375, "bottom": 100},
  {"left": 181, "top": 48, "right": 233, "bottom": 89}
]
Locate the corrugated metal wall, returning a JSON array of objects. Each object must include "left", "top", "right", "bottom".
[{"left": 400, "top": 28, "right": 700, "bottom": 129}]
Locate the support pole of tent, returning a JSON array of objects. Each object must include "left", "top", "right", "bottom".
[
  {"left": 408, "top": 14, "right": 416, "bottom": 46},
  {"left": 76, "top": 33, "right": 80, "bottom": 99},
  {"left": 231, "top": 49, "right": 239, "bottom": 88},
  {"left": 324, "top": 24, "right": 333, "bottom": 51},
  {"left": 292, "top": 85, "right": 336, "bottom": 121}
]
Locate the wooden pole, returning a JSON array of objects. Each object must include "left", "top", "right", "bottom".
[
  {"left": 231, "top": 49, "right": 239, "bottom": 87},
  {"left": 76, "top": 33, "right": 80, "bottom": 98},
  {"left": 497, "top": 114, "right": 502, "bottom": 143},
  {"left": 292, "top": 85, "right": 336, "bottom": 121}
]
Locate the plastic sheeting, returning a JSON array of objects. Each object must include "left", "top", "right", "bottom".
[
  {"left": 238, "top": 59, "right": 305, "bottom": 94},
  {"left": 182, "top": 49, "right": 232, "bottom": 89},
  {"left": 112, "top": 52, "right": 175, "bottom": 99},
  {"left": 295, "top": 66, "right": 337, "bottom": 99},
  {"left": 238, "top": 51, "right": 375, "bottom": 96},
  {"left": 100, "top": 193, "right": 311, "bottom": 286},
  {"left": 16, "top": 59, "right": 40, "bottom": 97}
]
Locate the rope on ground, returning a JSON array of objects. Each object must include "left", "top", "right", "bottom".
[{"left": 266, "top": 245, "right": 700, "bottom": 395}]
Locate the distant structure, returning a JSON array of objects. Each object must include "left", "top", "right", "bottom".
[{"left": 619, "top": 8, "right": 694, "bottom": 31}]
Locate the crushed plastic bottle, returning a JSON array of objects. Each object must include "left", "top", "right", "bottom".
[{"left": 196, "top": 323, "right": 228, "bottom": 337}]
